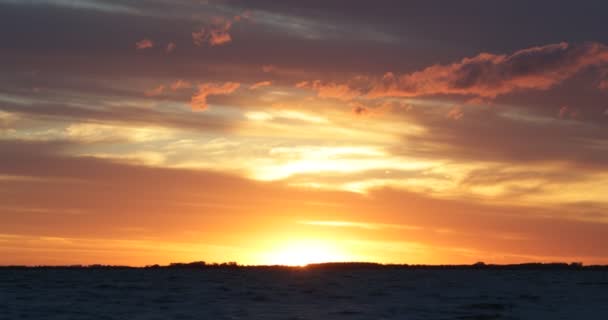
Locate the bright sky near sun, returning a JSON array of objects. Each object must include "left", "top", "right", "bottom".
[{"left": 2, "top": 0, "right": 608, "bottom": 266}]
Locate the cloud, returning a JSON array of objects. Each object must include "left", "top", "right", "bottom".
[
  {"left": 369, "top": 42, "right": 608, "bottom": 99},
  {"left": 0, "top": 111, "right": 18, "bottom": 128},
  {"left": 249, "top": 81, "right": 272, "bottom": 90},
  {"left": 0, "top": 100, "right": 234, "bottom": 133},
  {"left": 144, "top": 85, "right": 165, "bottom": 97},
  {"left": 135, "top": 39, "right": 154, "bottom": 50},
  {"left": 191, "top": 82, "right": 240, "bottom": 111},
  {"left": 352, "top": 104, "right": 369, "bottom": 116},
  {"left": 447, "top": 106, "right": 464, "bottom": 120},
  {"left": 295, "top": 81, "right": 309, "bottom": 88},
  {"left": 170, "top": 79, "right": 192, "bottom": 91},
  {"left": 394, "top": 106, "right": 608, "bottom": 171},
  {"left": 165, "top": 42, "right": 176, "bottom": 53},
  {"left": 262, "top": 65, "right": 277, "bottom": 73},
  {"left": 193, "top": 17, "right": 234, "bottom": 47},
  {"left": 297, "top": 80, "right": 363, "bottom": 100},
  {"left": 558, "top": 105, "right": 579, "bottom": 119}
]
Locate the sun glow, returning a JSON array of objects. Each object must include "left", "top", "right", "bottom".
[{"left": 262, "top": 239, "right": 352, "bottom": 266}]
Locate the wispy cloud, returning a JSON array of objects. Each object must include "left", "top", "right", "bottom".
[{"left": 249, "top": 81, "right": 272, "bottom": 90}]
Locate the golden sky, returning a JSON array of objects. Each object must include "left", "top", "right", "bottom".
[{"left": 1, "top": 0, "right": 608, "bottom": 266}]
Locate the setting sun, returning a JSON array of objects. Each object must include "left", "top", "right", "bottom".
[{"left": 262, "top": 239, "right": 353, "bottom": 266}]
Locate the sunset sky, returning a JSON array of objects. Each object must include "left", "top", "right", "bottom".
[{"left": 2, "top": 0, "right": 608, "bottom": 266}]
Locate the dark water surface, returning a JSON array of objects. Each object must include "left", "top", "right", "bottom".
[{"left": 1, "top": 267, "right": 608, "bottom": 319}]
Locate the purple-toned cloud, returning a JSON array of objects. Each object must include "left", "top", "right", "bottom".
[
  {"left": 166, "top": 42, "right": 176, "bottom": 53},
  {"left": 135, "top": 39, "right": 154, "bottom": 50}
]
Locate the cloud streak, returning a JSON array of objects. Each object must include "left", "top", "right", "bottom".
[{"left": 249, "top": 81, "right": 272, "bottom": 90}]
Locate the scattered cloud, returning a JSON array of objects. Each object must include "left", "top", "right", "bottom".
[
  {"left": 193, "top": 17, "right": 235, "bottom": 47},
  {"left": 170, "top": 79, "right": 192, "bottom": 91},
  {"left": 558, "top": 105, "right": 579, "bottom": 119},
  {"left": 144, "top": 85, "right": 165, "bottom": 97},
  {"left": 135, "top": 39, "right": 154, "bottom": 50},
  {"left": 165, "top": 42, "right": 176, "bottom": 53},
  {"left": 249, "top": 81, "right": 272, "bottom": 90},
  {"left": 295, "top": 81, "right": 309, "bottom": 88},
  {"left": 297, "top": 80, "right": 363, "bottom": 101},
  {"left": 191, "top": 82, "right": 240, "bottom": 111},
  {"left": 447, "top": 106, "right": 464, "bottom": 120},
  {"left": 262, "top": 65, "right": 277, "bottom": 73}
]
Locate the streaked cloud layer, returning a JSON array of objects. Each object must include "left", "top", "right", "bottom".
[{"left": 1, "top": 0, "right": 608, "bottom": 266}]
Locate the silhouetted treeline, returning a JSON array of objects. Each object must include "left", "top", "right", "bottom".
[{"left": 2, "top": 261, "right": 607, "bottom": 270}]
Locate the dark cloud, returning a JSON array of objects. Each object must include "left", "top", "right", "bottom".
[
  {"left": 394, "top": 106, "right": 608, "bottom": 170},
  {"left": 366, "top": 42, "right": 608, "bottom": 99}
]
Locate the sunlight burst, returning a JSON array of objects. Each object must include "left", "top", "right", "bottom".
[{"left": 263, "top": 239, "right": 351, "bottom": 266}]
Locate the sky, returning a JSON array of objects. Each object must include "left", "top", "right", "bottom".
[{"left": 1, "top": 0, "right": 608, "bottom": 266}]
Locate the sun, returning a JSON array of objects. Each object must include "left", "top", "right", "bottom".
[{"left": 263, "top": 239, "right": 351, "bottom": 266}]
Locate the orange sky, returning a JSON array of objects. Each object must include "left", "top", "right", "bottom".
[{"left": 1, "top": 0, "right": 608, "bottom": 266}]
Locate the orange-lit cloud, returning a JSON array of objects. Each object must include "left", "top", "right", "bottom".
[
  {"left": 193, "top": 14, "right": 248, "bottom": 47},
  {"left": 191, "top": 82, "right": 240, "bottom": 110},
  {"left": 369, "top": 42, "right": 608, "bottom": 98},
  {"left": 135, "top": 39, "right": 154, "bottom": 50},
  {"left": 249, "top": 81, "right": 272, "bottom": 90},
  {"left": 298, "top": 80, "right": 363, "bottom": 101},
  {"left": 170, "top": 79, "right": 192, "bottom": 91}
]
